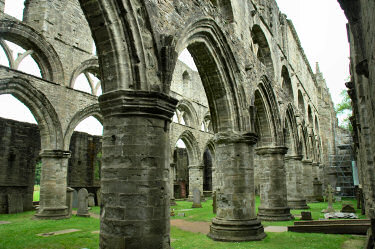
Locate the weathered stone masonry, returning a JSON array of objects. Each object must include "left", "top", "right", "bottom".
[{"left": 0, "top": 0, "right": 345, "bottom": 247}]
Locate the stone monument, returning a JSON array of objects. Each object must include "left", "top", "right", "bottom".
[
  {"left": 192, "top": 188, "right": 202, "bottom": 208},
  {"left": 322, "top": 184, "right": 335, "bottom": 213},
  {"left": 76, "top": 188, "right": 90, "bottom": 217}
]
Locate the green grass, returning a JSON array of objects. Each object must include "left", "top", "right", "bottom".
[
  {"left": 0, "top": 211, "right": 99, "bottom": 249},
  {"left": 0, "top": 197, "right": 366, "bottom": 249},
  {"left": 170, "top": 226, "right": 363, "bottom": 249},
  {"left": 171, "top": 197, "right": 366, "bottom": 227},
  {"left": 33, "top": 185, "right": 40, "bottom": 202}
]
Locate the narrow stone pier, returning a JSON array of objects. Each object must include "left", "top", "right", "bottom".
[
  {"left": 188, "top": 164, "right": 204, "bottom": 200},
  {"left": 256, "top": 146, "right": 293, "bottom": 221},
  {"left": 285, "top": 155, "right": 309, "bottom": 209},
  {"left": 98, "top": 91, "right": 177, "bottom": 249},
  {"left": 35, "top": 150, "right": 71, "bottom": 220},
  {"left": 208, "top": 132, "right": 266, "bottom": 242}
]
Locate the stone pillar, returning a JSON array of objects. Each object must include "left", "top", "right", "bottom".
[
  {"left": 98, "top": 91, "right": 177, "bottom": 249},
  {"left": 302, "top": 159, "right": 314, "bottom": 202},
  {"left": 170, "top": 163, "right": 177, "bottom": 206},
  {"left": 208, "top": 132, "right": 266, "bottom": 242},
  {"left": 188, "top": 164, "right": 203, "bottom": 200},
  {"left": 34, "top": 150, "right": 71, "bottom": 220},
  {"left": 285, "top": 155, "right": 309, "bottom": 209},
  {"left": 256, "top": 147, "right": 293, "bottom": 221}
]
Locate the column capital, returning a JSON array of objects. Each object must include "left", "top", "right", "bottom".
[
  {"left": 40, "top": 150, "right": 71, "bottom": 158},
  {"left": 214, "top": 132, "right": 258, "bottom": 145},
  {"left": 312, "top": 162, "right": 319, "bottom": 167},
  {"left": 285, "top": 155, "right": 303, "bottom": 160},
  {"left": 99, "top": 90, "right": 178, "bottom": 120},
  {"left": 255, "top": 146, "right": 288, "bottom": 155}
]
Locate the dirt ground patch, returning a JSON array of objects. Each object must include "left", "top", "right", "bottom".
[{"left": 170, "top": 219, "right": 210, "bottom": 234}]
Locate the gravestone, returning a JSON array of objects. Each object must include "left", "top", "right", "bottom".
[
  {"left": 191, "top": 188, "right": 202, "bottom": 208},
  {"left": 88, "top": 193, "right": 95, "bottom": 207},
  {"left": 322, "top": 184, "right": 335, "bottom": 213},
  {"left": 341, "top": 203, "right": 356, "bottom": 213},
  {"left": 301, "top": 211, "right": 313, "bottom": 220},
  {"left": 66, "top": 187, "right": 74, "bottom": 218},
  {"left": 212, "top": 191, "right": 217, "bottom": 214},
  {"left": 313, "top": 178, "right": 324, "bottom": 202},
  {"left": 7, "top": 193, "right": 23, "bottom": 214},
  {"left": 72, "top": 189, "right": 78, "bottom": 209},
  {"left": 76, "top": 188, "right": 90, "bottom": 217}
]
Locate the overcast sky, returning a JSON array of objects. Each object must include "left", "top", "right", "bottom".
[{"left": 1, "top": 0, "right": 350, "bottom": 133}]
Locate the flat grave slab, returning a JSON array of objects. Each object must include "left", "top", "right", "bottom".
[{"left": 37, "top": 229, "right": 81, "bottom": 237}]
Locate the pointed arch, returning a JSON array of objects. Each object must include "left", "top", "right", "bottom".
[
  {"left": 281, "top": 66, "right": 294, "bottom": 100},
  {"left": 70, "top": 58, "right": 100, "bottom": 89},
  {"left": 174, "top": 130, "right": 201, "bottom": 166},
  {"left": 176, "top": 99, "right": 199, "bottom": 129},
  {"left": 0, "top": 77, "right": 63, "bottom": 150},
  {"left": 63, "top": 103, "right": 103, "bottom": 150},
  {"left": 284, "top": 104, "right": 300, "bottom": 155},
  {"left": 171, "top": 17, "right": 245, "bottom": 132},
  {"left": 251, "top": 24, "right": 275, "bottom": 78},
  {"left": 298, "top": 90, "right": 305, "bottom": 118},
  {"left": 79, "top": 0, "right": 157, "bottom": 92}
]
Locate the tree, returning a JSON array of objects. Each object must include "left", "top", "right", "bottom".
[{"left": 335, "top": 89, "right": 352, "bottom": 131}]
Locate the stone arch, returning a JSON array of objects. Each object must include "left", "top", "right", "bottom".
[
  {"left": 79, "top": 0, "right": 156, "bottom": 92},
  {"left": 301, "top": 124, "right": 311, "bottom": 159},
  {"left": 0, "top": 20, "right": 64, "bottom": 83},
  {"left": 202, "top": 139, "right": 215, "bottom": 192},
  {"left": 254, "top": 76, "right": 283, "bottom": 146},
  {"left": 281, "top": 66, "right": 294, "bottom": 100},
  {"left": 174, "top": 130, "right": 201, "bottom": 166},
  {"left": 173, "top": 17, "right": 244, "bottom": 133},
  {"left": 314, "top": 116, "right": 320, "bottom": 134},
  {"left": 308, "top": 105, "right": 313, "bottom": 125},
  {"left": 176, "top": 99, "right": 199, "bottom": 129},
  {"left": 0, "top": 77, "right": 63, "bottom": 150},
  {"left": 284, "top": 104, "right": 300, "bottom": 155},
  {"left": 63, "top": 103, "right": 103, "bottom": 150},
  {"left": 298, "top": 90, "right": 305, "bottom": 118},
  {"left": 251, "top": 24, "right": 274, "bottom": 78},
  {"left": 69, "top": 58, "right": 100, "bottom": 89}
]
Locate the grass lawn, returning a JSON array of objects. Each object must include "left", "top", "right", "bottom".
[
  {"left": 0, "top": 197, "right": 366, "bottom": 249},
  {"left": 171, "top": 196, "right": 365, "bottom": 227}
]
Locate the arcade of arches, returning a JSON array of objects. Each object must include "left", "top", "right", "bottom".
[{"left": 1, "top": 0, "right": 371, "bottom": 248}]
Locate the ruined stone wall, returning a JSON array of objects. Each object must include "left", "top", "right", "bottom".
[
  {"left": 0, "top": 117, "right": 102, "bottom": 213},
  {"left": 68, "top": 132, "right": 102, "bottom": 188},
  {"left": 23, "top": 0, "right": 94, "bottom": 86},
  {"left": 338, "top": 0, "right": 375, "bottom": 214},
  {"left": 0, "top": 117, "right": 40, "bottom": 213}
]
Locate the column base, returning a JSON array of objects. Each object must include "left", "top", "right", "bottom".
[
  {"left": 258, "top": 207, "right": 294, "bottom": 221},
  {"left": 34, "top": 206, "right": 68, "bottom": 220},
  {"left": 287, "top": 199, "right": 310, "bottom": 210},
  {"left": 207, "top": 218, "right": 266, "bottom": 242}
]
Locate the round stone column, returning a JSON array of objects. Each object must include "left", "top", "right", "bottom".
[
  {"left": 208, "top": 132, "right": 266, "bottom": 242},
  {"left": 34, "top": 150, "right": 71, "bottom": 220},
  {"left": 302, "top": 159, "right": 314, "bottom": 202},
  {"left": 188, "top": 164, "right": 204, "bottom": 200},
  {"left": 256, "top": 146, "right": 293, "bottom": 221},
  {"left": 98, "top": 90, "right": 177, "bottom": 249},
  {"left": 285, "top": 155, "right": 309, "bottom": 209}
]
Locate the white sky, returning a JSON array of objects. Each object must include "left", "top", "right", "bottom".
[{"left": 1, "top": 0, "right": 350, "bottom": 133}]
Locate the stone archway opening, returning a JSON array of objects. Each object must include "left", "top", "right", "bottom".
[
  {"left": 203, "top": 147, "right": 213, "bottom": 193},
  {"left": 0, "top": 93, "right": 41, "bottom": 213},
  {"left": 173, "top": 139, "right": 189, "bottom": 199},
  {"left": 4, "top": 0, "right": 25, "bottom": 20},
  {"left": 68, "top": 116, "right": 103, "bottom": 206}
]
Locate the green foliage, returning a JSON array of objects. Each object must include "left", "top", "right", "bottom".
[
  {"left": 335, "top": 89, "right": 353, "bottom": 131},
  {"left": 33, "top": 185, "right": 40, "bottom": 202},
  {"left": 34, "top": 161, "right": 42, "bottom": 185}
]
